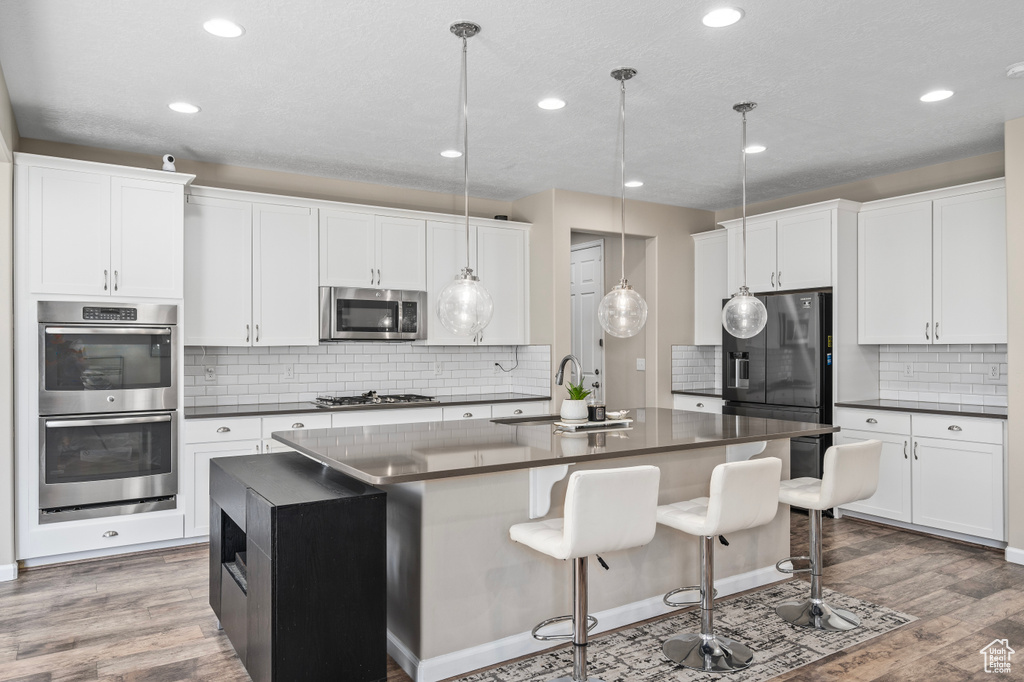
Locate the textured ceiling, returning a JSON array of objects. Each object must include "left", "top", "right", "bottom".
[{"left": 0, "top": 0, "right": 1022, "bottom": 210}]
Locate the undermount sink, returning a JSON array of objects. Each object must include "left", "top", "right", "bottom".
[{"left": 491, "top": 415, "right": 561, "bottom": 426}]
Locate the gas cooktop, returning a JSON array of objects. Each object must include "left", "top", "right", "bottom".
[{"left": 312, "top": 391, "right": 436, "bottom": 408}]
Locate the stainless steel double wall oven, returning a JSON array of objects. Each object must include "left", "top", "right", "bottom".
[{"left": 37, "top": 302, "right": 179, "bottom": 522}]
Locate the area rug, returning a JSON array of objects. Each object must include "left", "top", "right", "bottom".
[{"left": 455, "top": 580, "right": 916, "bottom": 681}]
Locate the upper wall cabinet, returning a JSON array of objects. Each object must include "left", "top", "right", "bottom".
[
  {"left": 320, "top": 210, "right": 426, "bottom": 290},
  {"left": 426, "top": 220, "right": 529, "bottom": 345},
  {"left": 17, "top": 155, "right": 194, "bottom": 299},
  {"left": 723, "top": 208, "right": 834, "bottom": 293},
  {"left": 185, "top": 193, "right": 319, "bottom": 346},
  {"left": 692, "top": 229, "right": 728, "bottom": 346},
  {"left": 858, "top": 180, "right": 1006, "bottom": 345}
]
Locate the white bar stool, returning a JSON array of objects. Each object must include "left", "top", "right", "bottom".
[
  {"left": 657, "top": 457, "right": 782, "bottom": 673},
  {"left": 775, "top": 439, "right": 882, "bottom": 631},
  {"left": 509, "top": 465, "right": 661, "bottom": 682}
]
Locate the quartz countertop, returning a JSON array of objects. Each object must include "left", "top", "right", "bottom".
[
  {"left": 672, "top": 388, "right": 723, "bottom": 398},
  {"left": 273, "top": 407, "right": 838, "bottom": 485},
  {"left": 835, "top": 399, "right": 1007, "bottom": 420},
  {"left": 184, "top": 392, "right": 550, "bottom": 419}
]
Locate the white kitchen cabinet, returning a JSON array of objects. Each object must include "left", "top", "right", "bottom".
[
  {"left": 672, "top": 394, "right": 724, "bottom": 413},
  {"left": 425, "top": 220, "right": 529, "bottom": 346},
  {"left": 185, "top": 439, "right": 262, "bottom": 537},
  {"left": 491, "top": 402, "right": 549, "bottom": 418},
  {"left": 443, "top": 405, "right": 492, "bottom": 421},
  {"left": 22, "top": 159, "right": 191, "bottom": 298},
  {"left": 260, "top": 413, "right": 332, "bottom": 454},
  {"left": 858, "top": 181, "right": 1006, "bottom": 345},
  {"left": 724, "top": 209, "right": 832, "bottom": 294},
  {"left": 319, "top": 210, "right": 426, "bottom": 290},
  {"left": 692, "top": 230, "right": 728, "bottom": 346},
  {"left": 332, "top": 407, "right": 444, "bottom": 427},
  {"left": 834, "top": 428, "right": 912, "bottom": 523},
  {"left": 185, "top": 194, "right": 318, "bottom": 346}
]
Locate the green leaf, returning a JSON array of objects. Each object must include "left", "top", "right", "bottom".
[{"left": 565, "top": 382, "right": 592, "bottom": 401}]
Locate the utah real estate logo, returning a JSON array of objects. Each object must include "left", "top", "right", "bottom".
[{"left": 980, "top": 639, "right": 1014, "bottom": 674}]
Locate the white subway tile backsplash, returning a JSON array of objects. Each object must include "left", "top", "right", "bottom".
[
  {"left": 877, "top": 343, "right": 1007, "bottom": 407},
  {"left": 671, "top": 346, "right": 722, "bottom": 392}
]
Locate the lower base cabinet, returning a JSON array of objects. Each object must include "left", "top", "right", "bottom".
[
  {"left": 672, "top": 394, "right": 724, "bottom": 413},
  {"left": 835, "top": 429, "right": 912, "bottom": 523},
  {"left": 210, "top": 452, "right": 386, "bottom": 682}
]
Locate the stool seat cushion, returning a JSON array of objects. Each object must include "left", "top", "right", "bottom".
[
  {"left": 509, "top": 518, "right": 565, "bottom": 559},
  {"left": 656, "top": 497, "right": 711, "bottom": 536},
  {"left": 779, "top": 477, "right": 826, "bottom": 509}
]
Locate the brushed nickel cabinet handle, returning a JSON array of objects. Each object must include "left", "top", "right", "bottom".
[
  {"left": 771, "top": 272, "right": 775, "bottom": 288},
  {"left": 904, "top": 441, "right": 908, "bottom": 459},
  {"left": 103, "top": 270, "right": 108, "bottom": 291},
  {"left": 935, "top": 322, "right": 939, "bottom": 340},
  {"left": 463, "top": 412, "right": 473, "bottom": 418},
  {"left": 514, "top": 409, "right": 523, "bottom": 415},
  {"left": 696, "top": 402, "right": 705, "bottom": 408},
  {"left": 256, "top": 324, "right": 260, "bottom": 343},
  {"left": 778, "top": 271, "right": 782, "bottom": 286},
  {"left": 370, "top": 268, "right": 374, "bottom": 285},
  {"left": 925, "top": 322, "right": 930, "bottom": 340},
  {"left": 914, "top": 442, "right": 919, "bottom": 460},
  {"left": 216, "top": 426, "right": 230, "bottom": 433},
  {"left": 948, "top": 425, "right": 962, "bottom": 432},
  {"left": 377, "top": 268, "right": 381, "bottom": 285},
  {"left": 867, "top": 418, "right": 878, "bottom": 424},
  {"left": 103, "top": 530, "right": 118, "bottom": 538},
  {"left": 292, "top": 422, "right": 304, "bottom": 429},
  {"left": 246, "top": 324, "right": 250, "bottom": 343},
  {"left": 114, "top": 270, "right": 119, "bottom": 291}
]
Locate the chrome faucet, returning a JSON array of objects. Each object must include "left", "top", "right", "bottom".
[{"left": 555, "top": 354, "right": 583, "bottom": 386}]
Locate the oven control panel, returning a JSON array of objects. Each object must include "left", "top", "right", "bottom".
[{"left": 82, "top": 307, "right": 138, "bottom": 321}]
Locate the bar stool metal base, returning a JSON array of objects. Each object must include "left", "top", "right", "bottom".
[
  {"left": 663, "top": 633, "right": 754, "bottom": 673},
  {"left": 776, "top": 598, "right": 860, "bottom": 631}
]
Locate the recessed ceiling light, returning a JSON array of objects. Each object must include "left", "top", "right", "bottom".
[
  {"left": 703, "top": 8, "right": 744, "bottom": 27},
  {"left": 744, "top": 144, "right": 766, "bottom": 153},
  {"left": 538, "top": 98, "right": 566, "bottom": 110},
  {"left": 440, "top": 149, "right": 462, "bottom": 158},
  {"left": 168, "top": 102, "right": 201, "bottom": 114},
  {"left": 920, "top": 90, "right": 954, "bottom": 102},
  {"left": 203, "top": 18, "right": 245, "bottom": 38},
  {"left": 1006, "top": 61, "right": 1024, "bottom": 78},
  {"left": 624, "top": 180, "right": 644, "bottom": 188}
]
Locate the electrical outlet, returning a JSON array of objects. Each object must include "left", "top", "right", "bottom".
[
  {"left": 204, "top": 366, "right": 216, "bottom": 382},
  {"left": 434, "top": 362, "right": 443, "bottom": 376},
  {"left": 903, "top": 363, "right": 914, "bottom": 378},
  {"left": 283, "top": 365, "right": 294, "bottom": 380},
  {"left": 636, "top": 358, "right": 646, "bottom": 371},
  {"left": 989, "top": 364, "right": 1001, "bottom": 379}
]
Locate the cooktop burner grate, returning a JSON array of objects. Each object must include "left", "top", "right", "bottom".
[{"left": 313, "top": 391, "right": 436, "bottom": 407}]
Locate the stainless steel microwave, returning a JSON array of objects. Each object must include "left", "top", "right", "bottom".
[{"left": 319, "top": 287, "right": 427, "bottom": 341}]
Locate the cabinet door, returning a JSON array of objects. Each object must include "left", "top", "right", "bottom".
[
  {"left": 185, "top": 439, "right": 262, "bottom": 537},
  {"left": 28, "top": 166, "right": 111, "bottom": 295},
  {"left": 253, "top": 203, "right": 319, "bottom": 346},
  {"left": 424, "top": 221, "right": 477, "bottom": 345},
  {"left": 319, "top": 209, "right": 376, "bottom": 287},
  {"left": 477, "top": 225, "right": 527, "bottom": 345},
  {"left": 111, "top": 178, "right": 184, "bottom": 299},
  {"left": 835, "top": 429, "right": 912, "bottom": 523},
  {"left": 693, "top": 231, "right": 728, "bottom": 345},
  {"left": 184, "top": 196, "right": 253, "bottom": 346},
  {"left": 776, "top": 210, "right": 832, "bottom": 291},
  {"left": 912, "top": 437, "right": 1004, "bottom": 541},
  {"left": 744, "top": 221, "right": 778, "bottom": 293},
  {"left": 933, "top": 188, "right": 1007, "bottom": 344},
  {"left": 858, "top": 201, "right": 933, "bottom": 344},
  {"left": 376, "top": 215, "right": 427, "bottom": 290}
]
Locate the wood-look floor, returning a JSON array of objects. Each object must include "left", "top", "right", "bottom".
[{"left": 1, "top": 514, "right": 1020, "bottom": 681}]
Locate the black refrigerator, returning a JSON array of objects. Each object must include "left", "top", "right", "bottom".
[{"left": 722, "top": 291, "right": 833, "bottom": 481}]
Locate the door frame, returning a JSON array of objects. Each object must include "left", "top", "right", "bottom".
[{"left": 570, "top": 239, "right": 605, "bottom": 393}]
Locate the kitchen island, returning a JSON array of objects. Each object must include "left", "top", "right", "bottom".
[{"left": 274, "top": 408, "right": 837, "bottom": 682}]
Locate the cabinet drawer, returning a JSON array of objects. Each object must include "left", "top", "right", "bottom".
[
  {"left": 261, "top": 413, "right": 331, "bottom": 438},
  {"left": 186, "top": 417, "right": 262, "bottom": 443},
  {"left": 29, "top": 511, "right": 184, "bottom": 558},
  {"left": 443, "top": 405, "right": 492, "bottom": 421},
  {"left": 912, "top": 413, "right": 1003, "bottom": 445},
  {"left": 332, "top": 406, "right": 443, "bottom": 428},
  {"left": 673, "top": 395, "right": 724, "bottom": 413},
  {"left": 492, "top": 401, "right": 549, "bottom": 418},
  {"left": 834, "top": 408, "right": 910, "bottom": 435}
]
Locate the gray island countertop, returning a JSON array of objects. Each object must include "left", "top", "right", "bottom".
[{"left": 272, "top": 407, "right": 838, "bottom": 485}]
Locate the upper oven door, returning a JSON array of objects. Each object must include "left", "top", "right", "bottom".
[
  {"left": 320, "top": 287, "right": 425, "bottom": 340},
  {"left": 39, "top": 324, "right": 177, "bottom": 415}
]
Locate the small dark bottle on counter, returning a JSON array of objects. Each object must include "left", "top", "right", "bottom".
[{"left": 587, "top": 393, "right": 605, "bottom": 422}]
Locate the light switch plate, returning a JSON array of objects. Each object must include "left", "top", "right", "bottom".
[{"left": 636, "top": 358, "right": 646, "bottom": 371}]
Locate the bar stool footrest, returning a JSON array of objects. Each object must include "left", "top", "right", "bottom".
[
  {"left": 776, "top": 556, "right": 812, "bottom": 574},
  {"left": 663, "top": 585, "right": 718, "bottom": 608},
  {"left": 531, "top": 614, "right": 598, "bottom": 641}
]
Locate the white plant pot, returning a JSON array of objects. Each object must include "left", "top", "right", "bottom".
[{"left": 560, "top": 399, "right": 588, "bottom": 421}]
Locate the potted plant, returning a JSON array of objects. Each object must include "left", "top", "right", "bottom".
[{"left": 560, "top": 382, "right": 591, "bottom": 421}]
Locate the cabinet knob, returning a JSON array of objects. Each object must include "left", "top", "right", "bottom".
[
  {"left": 948, "top": 425, "right": 962, "bottom": 432},
  {"left": 216, "top": 426, "right": 231, "bottom": 433},
  {"left": 463, "top": 412, "right": 473, "bottom": 418},
  {"left": 107, "top": 396, "right": 115, "bottom": 403},
  {"left": 514, "top": 409, "right": 523, "bottom": 415},
  {"left": 696, "top": 402, "right": 705, "bottom": 408},
  {"left": 866, "top": 418, "right": 878, "bottom": 424},
  {"left": 102, "top": 530, "right": 118, "bottom": 538},
  {"left": 292, "top": 422, "right": 305, "bottom": 429}
]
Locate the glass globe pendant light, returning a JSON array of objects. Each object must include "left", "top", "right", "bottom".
[
  {"left": 722, "top": 102, "right": 768, "bottom": 339},
  {"left": 436, "top": 22, "right": 494, "bottom": 336},
  {"left": 598, "top": 68, "right": 648, "bottom": 339}
]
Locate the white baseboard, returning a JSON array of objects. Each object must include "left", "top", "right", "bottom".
[
  {"left": 1005, "top": 547, "right": 1024, "bottom": 565},
  {"left": 839, "top": 510, "right": 1007, "bottom": 549},
  {"left": 20, "top": 537, "right": 206, "bottom": 568},
  {"left": 395, "top": 564, "right": 782, "bottom": 682},
  {"left": 0, "top": 562, "right": 17, "bottom": 582}
]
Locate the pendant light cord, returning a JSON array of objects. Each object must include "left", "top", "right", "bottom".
[
  {"left": 462, "top": 36, "right": 471, "bottom": 271},
  {"left": 619, "top": 77, "right": 627, "bottom": 284},
  {"left": 740, "top": 110, "right": 748, "bottom": 288}
]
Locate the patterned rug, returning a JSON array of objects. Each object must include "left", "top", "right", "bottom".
[{"left": 455, "top": 581, "right": 916, "bottom": 681}]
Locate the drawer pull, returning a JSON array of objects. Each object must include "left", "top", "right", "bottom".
[
  {"left": 903, "top": 441, "right": 908, "bottom": 459},
  {"left": 696, "top": 402, "right": 705, "bottom": 408},
  {"left": 866, "top": 418, "right": 878, "bottom": 424},
  {"left": 103, "top": 530, "right": 118, "bottom": 538},
  {"left": 914, "top": 442, "right": 918, "bottom": 460},
  {"left": 216, "top": 426, "right": 231, "bottom": 433},
  {"left": 463, "top": 412, "right": 473, "bottom": 418},
  {"left": 948, "top": 425, "right": 962, "bottom": 432},
  {"left": 292, "top": 422, "right": 304, "bottom": 429},
  {"left": 514, "top": 409, "right": 523, "bottom": 415}
]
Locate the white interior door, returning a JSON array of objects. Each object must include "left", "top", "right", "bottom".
[{"left": 570, "top": 241, "right": 604, "bottom": 393}]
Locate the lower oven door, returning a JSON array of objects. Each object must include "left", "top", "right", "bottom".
[{"left": 39, "top": 411, "right": 177, "bottom": 512}]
